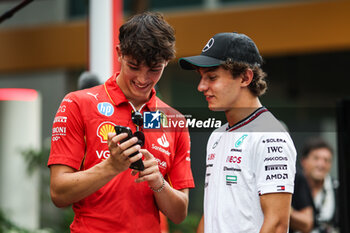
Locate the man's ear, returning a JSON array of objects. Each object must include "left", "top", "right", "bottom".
[
  {"left": 241, "top": 69, "right": 253, "bottom": 87},
  {"left": 116, "top": 45, "right": 122, "bottom": 62}
]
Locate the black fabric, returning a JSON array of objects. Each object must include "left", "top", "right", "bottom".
[
  {"left": 290, "top": 172, "right": 339, "bottom": 233},
  {"left": 289, "top": 172, "right": 314, "bottom": 233},
  {"left": 292, "top": 172, "right": 314, "bottom": 210},
  {"left": 179, "top": 32, "right": 263, "bottom": 70}
]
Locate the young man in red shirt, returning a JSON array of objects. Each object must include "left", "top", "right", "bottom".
[{"left": 48, "top": 12, "right": 194, "bottom": 232}]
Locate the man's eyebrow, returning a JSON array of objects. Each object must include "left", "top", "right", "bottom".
[
  {"left": 126, "top": 60, "right": 164, "bottom": 69},
  {"left": 150, "top": 65, "right": 163, "bottom": 69},
  {"left": 126, "top": 60, "right": 139, "bottom": 66}
]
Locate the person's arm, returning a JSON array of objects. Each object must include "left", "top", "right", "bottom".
[
  {"left": 133, "top": 149, "right": 189, "bottom": 224},
  {"left": 50, "top": 133, "right": 143, "bottom": 207},
  {"left": 290, "top": 206, "right": 313, "bottom": 233},
  {"left": 259, "top": 193, "right": 292, "bottom": 233},
  {"left": 197, "top": 215, "right": 204, "bottom": 233},
  {"left": 289, "top": 172, "right": 314, "bottom": 233}
]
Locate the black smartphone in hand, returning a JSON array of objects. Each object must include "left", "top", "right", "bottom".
[
  {"left": 114, "top": 125, "right": 145, "bottom": 171},
  {"left": 115, "top": 125, "right": 133, "bottom": 143}
]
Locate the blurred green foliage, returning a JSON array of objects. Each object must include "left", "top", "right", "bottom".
[
  {"left": 0, "top": 209, "right": 53, "bottom": 233},
  {"left": 169, "top": 213, "right": 201, "bottom": 233}
]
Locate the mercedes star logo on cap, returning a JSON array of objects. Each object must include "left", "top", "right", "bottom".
[{"left": 202, "top": 38, "right": 214, "bottom": 52}]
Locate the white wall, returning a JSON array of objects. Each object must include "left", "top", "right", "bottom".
[
  {"left": 0, "top": 95, "right": 41, "bottom": 229},
  {"left": 89, "top": 0, "right": 113, "bottom": 81}
]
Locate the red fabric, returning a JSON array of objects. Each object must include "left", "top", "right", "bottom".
[
  {"left": 48, "top": 73, "right": 194, "bottom": 233},
  {"left": 160, "top": 212, "right": 169, "bottom": 233}
]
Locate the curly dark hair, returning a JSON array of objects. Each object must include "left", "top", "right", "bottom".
[
  {"left": 222, "top": 60, "right": 267, "bottom": 97},
  {"left": 119, "top": 12, "right": 176, "bottom": 67},
  {"left": 301, "top": 137, "right": 333, "bottom": 159}
]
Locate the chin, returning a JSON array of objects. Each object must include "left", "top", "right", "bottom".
[
  {"left": 312, "top": 175, "right": 326, "bottom": 181},
  {"left": 208, "top": 105, "right": 226, "bottom": 112},
  {"left": 132, "top": 89, "right": 151, "bottom": 98},
  {"left": 208, "top": 105, "right": 218, "bottom": 111}
]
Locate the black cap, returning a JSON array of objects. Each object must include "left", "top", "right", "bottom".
[{"left": 179, "top": 32, "right": 262, "bottom": 70}]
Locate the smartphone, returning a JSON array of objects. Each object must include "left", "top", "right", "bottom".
[
  {"left": 115, "top": 125, "right": 133, "bottom": 143},
  {"left": 114, "top": 125, "right": 145, "bottom": 171}
]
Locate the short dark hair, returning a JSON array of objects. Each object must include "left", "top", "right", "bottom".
[
  {"left": 222, "top": 60, "right": 267, "bottom": 97},
  {"left": 301, "top": 137, "right": 334, "bottom": 159},
  {"left": 119, "top": 12, "right": 176, "bottom": 67}
]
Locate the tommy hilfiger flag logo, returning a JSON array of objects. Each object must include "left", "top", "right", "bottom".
[{"left": 277, "top": 185, "right": 285, "bottom": 191}]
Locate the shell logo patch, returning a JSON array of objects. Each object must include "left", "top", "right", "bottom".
[{"left": 97, "top": 121, "right": 116, "bottom": 143}]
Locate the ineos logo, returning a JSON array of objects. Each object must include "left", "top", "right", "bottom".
[
  {"left": 202, "top": 38, "right": 214, "bottom": 52},
  {"left": 226, "top": 156, "right": 242, "bottom": 164}
]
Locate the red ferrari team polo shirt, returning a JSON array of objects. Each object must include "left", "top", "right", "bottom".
[{"left": 48, "top": 73, "right": 195, "bottom": 233}]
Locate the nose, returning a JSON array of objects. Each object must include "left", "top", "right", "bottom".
[
  {"left": 197, "top": 77, "right": 208, "bottom": 93},
  {"left": 137, "top": 72, "right": 149, "bottom": 84},
  {"left": 318, "top": 158, "right": 329, "bottom": 170}
]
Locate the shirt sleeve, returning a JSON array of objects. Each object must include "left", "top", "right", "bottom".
[
  {"left": 166, "top": 118, "right": 195, "bottom": 190},
  {"left": 47, "top": 93, "right": 86, "bottom": 170},
  {"left": 255, "top": 132, "right": 297, "bottom": 195}
]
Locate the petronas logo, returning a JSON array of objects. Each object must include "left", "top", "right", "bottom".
[{"left": 235, "top": 134, "right": 248, "bottom": 148}]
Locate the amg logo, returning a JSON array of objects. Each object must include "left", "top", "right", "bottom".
[
  {"left": 223, "top": 166, "right": 242, "bottom": 172},
  {"left": 230, "top": 148, "right": 242, "bottom": 152},
  {"left": 266, "top": 173, "right": 288, "bottom": 180},
  {"left": 265, "top": 164, "right": 287, "bottom": 171}
]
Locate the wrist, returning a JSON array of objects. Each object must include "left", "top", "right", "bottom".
[
  {"left": 150, "top": 173, "right": 165, "bottom": 193},
  {"left": 102, "top": 159, "right": 122, "bottom": 177}
]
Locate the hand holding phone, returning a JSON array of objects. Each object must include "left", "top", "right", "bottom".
[{"left": 114, "top": 125, "right": 145, "bottom": 171}]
